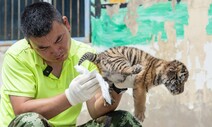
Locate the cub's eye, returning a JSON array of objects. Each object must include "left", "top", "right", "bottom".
[
  {"left": 167, "top": 70, "right": 176, "bottom": 77},
  {"left": 178, "top": 74, "right": 187, "bottom": 84},
  {"left": 180, "top": 75, "right": 185, "bottom": 80},
  {"left": 180, "top": 74, "right": 185, "bottom": 79}
]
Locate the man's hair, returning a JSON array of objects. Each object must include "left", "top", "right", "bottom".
[{"left": 21, "top": 2, "right": 63, "bottom": 38}]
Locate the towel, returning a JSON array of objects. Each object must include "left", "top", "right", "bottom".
[{"left": 74, "top": 65, "right": 112, "bottom": 104}]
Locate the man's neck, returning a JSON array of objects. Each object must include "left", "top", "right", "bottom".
[{"left": 46, "top": 61, "right": 64, "bottom": 78}]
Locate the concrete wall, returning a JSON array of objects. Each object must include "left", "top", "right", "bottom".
[{"left": 77, "top": 0, "right": 212, "bottom": 126}]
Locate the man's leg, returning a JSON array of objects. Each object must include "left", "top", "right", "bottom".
[
  {"left": 8, "top": 112, "right": 51, "bottom": 127},
  {"left": 78, "top": 110, "right": 142, "bottom": 127}
]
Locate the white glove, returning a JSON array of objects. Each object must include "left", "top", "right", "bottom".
[
  {"left": 65, "top": 71, "right": 100, "bottom": 106},
  {"left": 114, "top": 75, "right": 136, "bottom": 89}
]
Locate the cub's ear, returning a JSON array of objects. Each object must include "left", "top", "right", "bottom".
[
  {"left": 169, "top": 60, "right": 179, "bottom": 68},
  {"left": 171, "top": 60, "right": 179, "bottom": 65},
  {"left": 166, "top": 60, "right": 178, "bottom": 76},
  {"left": 169, "top": 66, "right": 176, "bottom": 72}
]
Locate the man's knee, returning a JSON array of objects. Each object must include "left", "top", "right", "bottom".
[
  {"left": 110, "top": 110, "right": 142, "bottom": 126},
  {"left": 79, "top": 110, "right": 142, "bottom": 127},
  {"left": 8, "top": 112, "right": 51, "bottom": 127},
  {"left": 107, "top": 110, "right": 134, "bottom": 119},
  {"left": 104, "top": 110, "right": 142, "bottom": 127}
]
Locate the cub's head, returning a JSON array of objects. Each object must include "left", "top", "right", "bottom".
[{"left": 162, "top": 60, "right": 189, "bottom": 95}]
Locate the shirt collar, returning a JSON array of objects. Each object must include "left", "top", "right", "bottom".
[{"left": 69, "top": 38, "right": 78, "bottom": 58}]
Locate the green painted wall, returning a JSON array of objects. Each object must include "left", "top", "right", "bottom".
[{"left": 91, "top": 2, "right": 188, "bottom": 47}]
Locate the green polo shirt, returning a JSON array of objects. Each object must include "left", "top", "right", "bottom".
[{"left": 0, "top": 38, "right": 97, "bottom": 126}]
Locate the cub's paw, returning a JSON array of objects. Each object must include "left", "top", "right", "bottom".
[
  {"left": 135, "top": 112, "right": 145, "bottom": 122},
  {"left": 132, "top": 64, "right": 142, "bottom": 74}
]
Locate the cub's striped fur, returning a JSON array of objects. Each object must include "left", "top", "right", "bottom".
[
  {"left": 78, "top": 46, "right": 189, "bottom": 122},
  {"left": 78, "top": 50, "right": 142, "bottom": 84}
]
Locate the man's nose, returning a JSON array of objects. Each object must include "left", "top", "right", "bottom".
[{"left": 50, "top": 46, "right": 61, "bottom": 55}]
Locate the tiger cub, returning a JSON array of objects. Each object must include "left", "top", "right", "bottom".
[{"left": 78, "top": 46, "right": 189, "bottom": 122}]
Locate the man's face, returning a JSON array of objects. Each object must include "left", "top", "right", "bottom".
[{"left": 29, "top": 20, "right": 71, "bottom": 64}]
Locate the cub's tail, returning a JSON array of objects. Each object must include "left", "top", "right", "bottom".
[{"left": 78, "top": 52, "right": 99, "bottom": 65}]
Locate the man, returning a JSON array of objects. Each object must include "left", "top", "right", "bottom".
[{"left": 0, "top": 2, "right": 141, "bottom": 127}]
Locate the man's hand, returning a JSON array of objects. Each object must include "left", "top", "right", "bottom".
[{"left": 65, "top": 71, "right": 100, "bottom": 106}]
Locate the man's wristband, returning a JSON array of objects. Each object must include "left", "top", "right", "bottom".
[{"left": 112, "top": 84, "right": 128, "bottom": 94}]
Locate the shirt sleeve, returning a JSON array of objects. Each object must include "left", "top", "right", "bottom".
[{"left": 2, "top": 53, "right": 36, "bottom": 97}]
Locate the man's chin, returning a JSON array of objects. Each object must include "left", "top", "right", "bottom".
[{"left": 56, "top": 53, "right": 67, "bottom": 60}]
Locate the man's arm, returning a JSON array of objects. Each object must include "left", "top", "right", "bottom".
[
  {"left": 86, "top": 90, "right": 122, "bottom": 119},
  {"left": 10, "top": 93, "right": 71, "bottom": 120}
]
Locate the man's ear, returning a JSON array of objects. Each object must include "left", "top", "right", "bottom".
[{"left": 62, "top": 16, "right": 71, "bottom": 32}]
